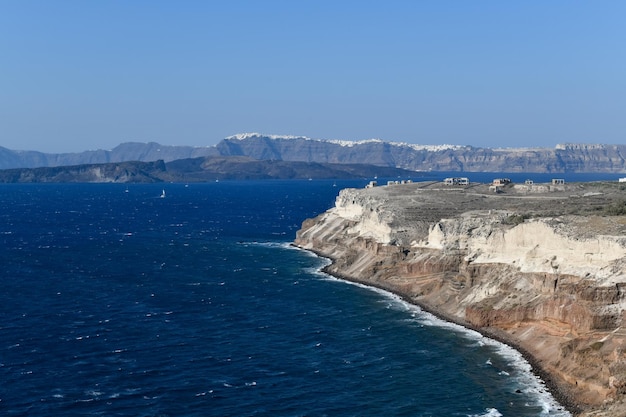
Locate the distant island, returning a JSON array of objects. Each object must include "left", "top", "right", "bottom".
[
  {"left": 2, "top": 133, "right": 626, "bottom": 173},
  {"left": 0, "top": 156, "right": 421, "bottom": 183}
]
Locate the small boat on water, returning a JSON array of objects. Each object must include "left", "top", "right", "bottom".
[{"left": 160, "top": 189, "right": 166, "bottom": 198}]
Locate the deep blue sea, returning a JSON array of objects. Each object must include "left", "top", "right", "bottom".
[{"left": 3, "top": 173, "right": 615, "bottom": 416}]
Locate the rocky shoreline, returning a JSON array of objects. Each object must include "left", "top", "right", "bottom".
[
  {"left": 309, "top": 250, "right": 580, "bottom": 416},
  {"left": 310, "top": 254, "right": 582, "bottom": 415},
  {"left": 294, "top": 180, "right": 626, "bottom": 417}
]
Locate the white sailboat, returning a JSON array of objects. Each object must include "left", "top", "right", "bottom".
[{"left": 160, "top": 189, "right": 166, "bottom": 198}]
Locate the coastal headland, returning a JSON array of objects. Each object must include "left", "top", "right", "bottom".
[{"left": 295, "top": 179, "right": 626, "bottom": 417}]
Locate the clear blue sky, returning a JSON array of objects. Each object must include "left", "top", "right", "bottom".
[{"left": 1, "top": 1, "right": 625, "bottom": 152}]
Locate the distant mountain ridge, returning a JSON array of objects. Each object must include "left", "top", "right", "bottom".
[
  {"left": 3, "top": 133, "right": 626, "bottom": 173},
  {"left": 216, "top": 134, "right": 626, "bottom": 173},
  {"left": 0, "top": 142, "right": 218, "bottom": 169},
  {"left": 0, "top": 160, "right": 168, "bottom": 183}
]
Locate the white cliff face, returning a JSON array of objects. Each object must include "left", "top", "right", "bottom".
[
  {"left": 332, "top": 186, "right": 626, "bottom": 287},
  {"left": 332, "top": 189, "right": 393, "bottom": 244},
  {"left": 414, "top": 214, "right": 626, "bottom": 286},
  {"left": 332, "top": 189, "right": 364, "bottom": 220}
]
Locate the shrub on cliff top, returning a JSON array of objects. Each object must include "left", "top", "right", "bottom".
[
  {"left": 502, "top": 214, "right": 529, "bottom": 225},
  {"left": 604, "top": 199, "right": 626, "bottom": 216}
]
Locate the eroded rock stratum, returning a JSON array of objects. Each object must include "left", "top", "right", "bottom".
[{"left": 295, "top": 180, "right": 626, "bottom": 417}]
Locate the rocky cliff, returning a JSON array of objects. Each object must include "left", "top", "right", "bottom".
[
  {"left": 218, "top": 134, "right": 626, "bottom": 173},
  {"left": 294, "top": 181, "right": 626, "bottom": 417}
]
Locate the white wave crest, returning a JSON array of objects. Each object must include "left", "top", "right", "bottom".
[{"left": 469, "top": 408, "right": 502, "bottom": 417}]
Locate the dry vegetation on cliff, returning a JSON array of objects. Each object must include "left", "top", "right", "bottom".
[{"left": 295, "top": 180, "right": 626, "bottom": 417}]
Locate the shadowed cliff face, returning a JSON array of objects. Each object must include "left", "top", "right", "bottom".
[
  {"left": 295, "top": 181, "right": 626, "bottom": 417},
  {"left": 217, "top": 135, "right": 626, "bottom": 173}
]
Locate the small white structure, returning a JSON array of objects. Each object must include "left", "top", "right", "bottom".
[
  {"left": 444, "top": 177, "right": 469, "bottom": 186},
  {"left": 619, "top": 178, "right": 626, "bottom": 183},
  {"left": 365, "top": 180, "right": 377, "bottom": 188},
  {"left": 525, "top": 179, "right": 534, "bottom": 185},
  {"left": 551, "top": 178, "right": 565, "bottom": 185},
  {"left": 492, "top": 178, "right": 511, "bottom": 186}
]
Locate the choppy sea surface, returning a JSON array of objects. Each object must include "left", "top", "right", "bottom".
[{"left": 2, "top": 173, "right": 611, "bottom": 416}]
